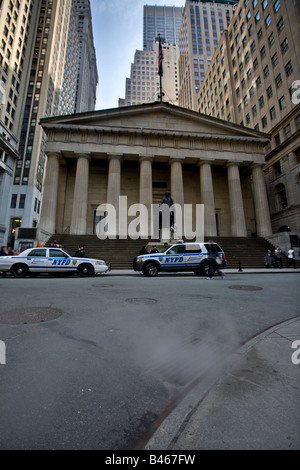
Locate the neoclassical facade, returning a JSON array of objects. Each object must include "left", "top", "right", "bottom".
[{"left": 39, "top": 102, "right": 272, "bottom": 241}]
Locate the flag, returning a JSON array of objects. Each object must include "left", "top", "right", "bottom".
[{"left": 158, "top": 35, "right": 163, "bottom": 77}]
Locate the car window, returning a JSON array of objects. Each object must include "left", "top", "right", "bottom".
[
  {"left": 204, "top": 243, "right": 222, "bottom": 252},
  {"left": 49, "top": 249, "right": 68, "bottom": 258},
  {"left": 185, "top": 244, "right": 202, "bottom": 253},
  {"left": 27, "top": 249, "right": 46, "bottom": 257},
  {"left": 167, "top": 245, "right": 185, "bottom": 254}
]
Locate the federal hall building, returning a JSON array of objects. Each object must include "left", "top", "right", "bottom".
[{"left": 38, "top": 102, "right": 273, "bottom": 242}]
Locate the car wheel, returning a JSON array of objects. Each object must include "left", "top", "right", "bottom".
[
  {"left": 77, "top": 263, "right": 94, "bottom": 277},
  {"left": 11, "top": 263, "right": 29, "bottom": 278},
  {"left": 144, "top": 262, "right": 159, "bottom": 277},
  {"left": 200, "top": 261, "right": 214, "bottom": 277}
]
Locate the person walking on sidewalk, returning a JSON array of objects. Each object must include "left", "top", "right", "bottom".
[
  {"left": 206, "top": 240, "right": 224, "bottom": 279},
  {"left": 274, "top": 245, "right": 283, "bottom": 268},
  {"left": 287, "top": 247, "right": 296, "bottom": 268}
]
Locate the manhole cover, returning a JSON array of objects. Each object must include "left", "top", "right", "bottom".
[
  {"left": 125, "top": 298, "right": 157, "bottom": 305},
  {"left": 228, "top": 285, "right": 263, "bottom": 291},
  {"left": 0, "top": 307, "right": 63, "bottom": 325}
]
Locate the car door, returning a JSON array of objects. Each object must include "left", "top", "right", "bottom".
[
  {"left": 163, "top": 244, "right": 186, "bottom": 271},
  {"left": 25, "top": 248, "right": 48, "bottom": 273},
  {"left": 47, "top": 248, "right": 73, "bottom": 273}
]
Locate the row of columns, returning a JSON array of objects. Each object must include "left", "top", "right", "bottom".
[{"left": 39, "top": 152, "right": 272, "bottom": 237}]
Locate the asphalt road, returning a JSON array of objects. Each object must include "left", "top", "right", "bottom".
[{"left": 0, "top": 272, "right": 299, "bottom": 450}]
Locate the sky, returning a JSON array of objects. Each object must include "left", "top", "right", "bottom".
[{"left": 90, "top": 0, "right": 185, "bottom": 111}]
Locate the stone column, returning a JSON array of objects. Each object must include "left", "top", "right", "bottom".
[
  {"left": 199, "top": 160, "right": 217, "bottom": 236},
  {"left": 251, "top": 163, "right": 273, "bottom": 237},
  {"left": 170, "top": 158, "right": 184, "bottom": 208},
  {"left": 139, "top": 156, "right": 153, "bottom": 209},
  {"left": 227, "top": 162, "right": 247, "bottom": 237},
  {"left": 139, "top": 156, "right": 153, "bottom": 235},
  {"left": 70, "top": 153, "right": 90, "bottom": 235},
  {"left": 106, "top": 154, "right": 122, "bottom": 230},
  {"left": 39, "top": 152, "right": 60, "bottom": 234}
]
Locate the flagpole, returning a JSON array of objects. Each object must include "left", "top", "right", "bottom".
[{"left": 158, "top": 34, "right": 164, "bottom": 103}]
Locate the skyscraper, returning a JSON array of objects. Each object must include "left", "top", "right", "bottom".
[
  {"left": 119, "top": 40, "right": 180, "bottom": 107},
  {"left": 0, "top": 0, "right": 98, "bottom": 247},
  {"left": 178, "top": 0, "right": 238, "bottom": 110},
  {"left": 143, "top": 5, "right": 184, "bottom": 50},
  {"left": 196, "top": 0, "right": 300, "bottom": 245}
]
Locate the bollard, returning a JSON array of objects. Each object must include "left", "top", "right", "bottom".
[{"left": 238, "top": 261, "right": 243, "bottom": 272}]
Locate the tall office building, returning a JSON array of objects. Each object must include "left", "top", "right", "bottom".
[
  {"left": 73, "top": 0, "right": 98, "bottom": 113},
  {"left": 196, "top": 0, "right": 300, "bottom": 247},
  {"left": 0, "top": 0, "right": 98, "bottom": 247},
  {"left": 120, "top": 5, "right": 182, "bottom": 107},
  {"left": 119, "top": 40, "right": 180, "bottom": 107},
  {"left": 143, "top": 5, "right": 184, "bottom": 50},
  {"left": 178, "top": 0, "right": 238, "bottom": 110}
]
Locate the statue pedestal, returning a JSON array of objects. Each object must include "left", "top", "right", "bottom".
[{"left": 160, "top": 228, "right": 170, "bottom": 242}]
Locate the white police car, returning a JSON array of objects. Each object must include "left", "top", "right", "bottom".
[
  {"left": 134, "top": 241, "right": 226, "bottom": 277},
  {"left": 0, "top": 247, "right": 110, "bottom": 278}
]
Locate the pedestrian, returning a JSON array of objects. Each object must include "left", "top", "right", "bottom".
[
  {"left": 265, "top": 249, "right": 275, "bottom": 268},
  {"left": 287, "top": 247, "right": 296, "bottom": 268},
  {"left": 139, "top": 245, "right": 149, "bottom": 255},
  {"left": 0, "top": 246, "right": 8, "bottom": 256},
  {"left": 0, "top": 246, "right": 9, "bottom": 277},
  {"left": 159, "top": 191, "right": 175, "bottom": 228},
  {"left": 150, "top": 245, "right": 159, "bottom": 253},
  {"left": 7, "top": 247, "right": 14, "bottom": 255},
  {"left": 206, "top": 240, "right": 224, "bottom": 279},
  {"left": 75, "top": 245, "right": 85, "bottom": 257},
  {"left": 274, "top": 245, "right": 283, "bottom": 268}
]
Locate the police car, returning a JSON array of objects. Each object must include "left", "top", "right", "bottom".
[
  {"left": 134, "top": 241, "right": 226, "bottom": 277},
  {"left": 0, "top": 247, "right": 110, "bottom": 278}
]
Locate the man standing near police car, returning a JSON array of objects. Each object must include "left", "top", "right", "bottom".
[{"left": 206, "top": 240, "right": 224, "bottom": 279}]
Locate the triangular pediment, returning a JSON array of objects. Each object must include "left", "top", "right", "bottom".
[{"left": 40, "top": 102, "right": 269, "bottom": 142}]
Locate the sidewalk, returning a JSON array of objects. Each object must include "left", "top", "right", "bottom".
[
  {"left": 144, "top": 317, "right": 300, "bottom": 450},
  {"left": 105, "top": 267, "right": 300, "bottom": 276}
]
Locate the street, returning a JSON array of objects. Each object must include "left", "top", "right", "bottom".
[{"left": 0, "top": 271, "right": 299, "bottom": 450}]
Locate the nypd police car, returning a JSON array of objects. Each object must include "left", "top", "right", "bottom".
[
  {"left": 0, "top": 247, "right": 110, "bottom": 278},
  {"left": 134, "top": 241, "right": 226, "bottom": 277}
]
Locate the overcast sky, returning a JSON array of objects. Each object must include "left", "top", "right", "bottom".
[{"left": 90, "top": 0, "right": 185, "bottom": 110}]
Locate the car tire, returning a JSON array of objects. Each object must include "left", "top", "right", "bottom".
[
  {"left": 77, "top": 263, "right": 94, "bottom": 277},
  {"left": 11, "top": 263, "right": 29, "bottom": 278},
  {"left": 144, "top": 262, "right": 159, "bottom": 277}
]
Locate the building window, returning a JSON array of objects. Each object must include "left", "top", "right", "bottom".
[
  {"left": 267, "top": 85, "right": 273, "bottom": 98},
  {"left": 265, "top": 14, "right": 271, "bottom": 27},
  {"left": 259, "top": 95, "right": 265, "bottom": 108},
  {"left": 279, "top": 95, "right": 286, "bottom": 110},
  {"left": 263, "top": 65, "right": 269, "bottom": 77},
  {"left": 19, "top": 194, "right": 26, "bottom": 209},
  {"left": 272, "top": 52, "right": 278, "bottom": 67},
  {"left": 10, "top": 194, "right": 17, "bottom": 209},
  {"left": 275, "top": 73, "right": 282, "bottom": 88},
  {"left": 270, "top": 106, "right": 276, "bottom": 120},
  {"left": 252, "top": 104, "right": 257, "bottom": 116},
  {"left": 281, "top": 38, "right": 288, "bottom": 54},
  {"left": 263, "top": 0, "right": 268, "bottom": 10},
  {"left": 283, "top": 124, "right": 291, "bottom": 139},
  {"left": 262, "top": 115, "right": 268, "bottom": 128},
  {"left": 274, "top": 0, "right": 280, "bottom": 13},
  {"left": 295, "top": 114, "right": 300, "bottom": 131},
  {"left": 274, "top": 133, "right": 281, "bottom": 146},
  {"left": 277, "top": 17, "right": 284, "bottom": 33},
  {"left": 285, "top": 60, "right": 293, "bottom": 76},
  {"left": 275, "top": 183, "right": 288, "bottom": 210}
]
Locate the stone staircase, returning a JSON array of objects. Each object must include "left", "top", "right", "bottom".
[{"left": 48, "top": 234, "right": 290, "bottom": 270}]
